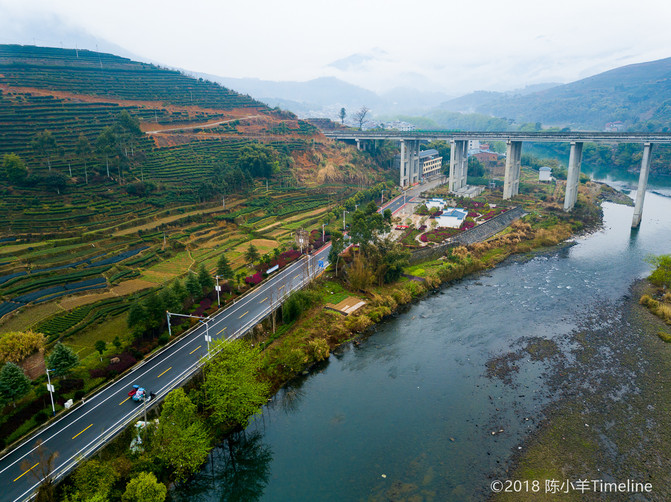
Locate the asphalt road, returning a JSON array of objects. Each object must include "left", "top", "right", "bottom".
[
  {"left": 0, "top": 186, "right": 439, "bottom": 501},
  {"left": 0, "top": 245, "right": 331, "bottom": 502}
]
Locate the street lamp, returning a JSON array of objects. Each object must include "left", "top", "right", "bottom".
[
  {"left": 381, "top": 189, "right": 387, "bottom": 204},
  {"left": 343, "top": 210, "right": 348, "bottom": 231},
  {"left": 46, "top": 368, "right": 56, "bottom": 416},
  {"left": 215, "top": 275, "right": 221, "bottom": 307},
  {"left": 166, "top": 311, "right": 213, "bottom": 350}
]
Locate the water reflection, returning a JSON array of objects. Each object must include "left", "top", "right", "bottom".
[{"left": 173, "top": 431, "right": 272, "bottom": 502}]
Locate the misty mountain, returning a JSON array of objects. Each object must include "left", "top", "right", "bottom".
[{"left": 438, "top": 58, "right": 671, "bottom": 129}]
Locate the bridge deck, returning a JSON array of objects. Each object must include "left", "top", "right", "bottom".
[{"left": 323, "top": 130, "right": 671, "bottom": 144}]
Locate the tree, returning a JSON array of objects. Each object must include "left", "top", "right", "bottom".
[
  {"left": 646, "top": 254, "right": 671, "bottom": 289},
  {"left": 237, "top": 143, "right": 280, "bottom": 179},
  {"left": 245, "top": 244, "right": 260, "bottom": 266},
  {"left": 113, "top": 336, "right": 122, "bottom": 351},
  {"left": 127, "top": 302, "right": 148, "bottom": 336},
  {"left": 94, "top": 341, "right": 106, "bottom": 361},
  {"left": 0, "top": 330, "right": 46, "bottom": 365},
  {"left": 122, "top": 472, "right": 167, "bottom": 502},
  {"left": 235, "top": 271, "right": 246, "bottom": 289},
  {"left": 186, "top": 272, "right": 203, "bottom": 300},
  {"left": 197, "top": 264, "right": 214, "bottom": 292},
  {"left": 0, "top": 362, "right": 31, "bottom": 406},
  {"left": 3, "top": 153, "right": 28, "bottom": 183},
  {"left": 202, "top": 339, "right": 269, "bottom": 427},
  {"left": 153, "top": 388, "right": 211, "bottom": 482},
  {"left": 30, "top": 130, "right": 57, "bottom": 171},
  {"left": 349, "top": 201, "right": 389, "bottom": 250},
  {"left": 21, "top": 440, "right": 58, "bottom": 502},
  {"left": 46, "top": 343, "right": 78, "bottom": 377},
  {"left": 339, "top": 107, "right": 346, "bottom": 125},
  {"left": 171, "top": 279, "right": 188, "bottom": 304},
  {"left": 71, "top": 459, "right": 118, "bottom": 500},
  {"left": 353, "top": 106, "right": 370, "bottom": 130},
  {"left": 217, "top": 254, "right": 234, "bottom": 279},
  {"left": 75, "top": 134, "right": 93, "bottom": 184},
  {"left": 328, "top": 231, "right": 345, "bottom": 276},
  {"left": 39, "top": 172, "right": 68, "bottom": 195}
]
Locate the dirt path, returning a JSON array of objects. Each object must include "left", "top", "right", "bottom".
[{"left": 145, "top": 115, "right": 262, "bottom": 134}]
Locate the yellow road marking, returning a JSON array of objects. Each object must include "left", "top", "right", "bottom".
[
  {"left": 239, "top": 311, "right": 248, "bottom": 319},
  {"left": 279, "top": 285, "right": 285, "bottom": 289},
  {"left": 157, "top": 367, "right": 172, "bottom": 378},
  {"left": 13, "top": 462, "right": 38, "bottom": 482},
  {"left": 217, "top": 327, "right": 227, "bottom": 335},
  {"left": 189, "top": 345, "right": 202, "bottom": 355},
  {"left": 260, "top": 297, "right": 268, "bottom": 303},
  {"left": 119, "top": 396, "right": 131, "bottom": 405},
  {"left": 72, "top": 424, "right": 93, "bottom": 440},
  {"left": 294, "top": 274, "right": 300, "bottom": 279}
]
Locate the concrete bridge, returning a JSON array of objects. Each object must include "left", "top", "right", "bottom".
[{"left": 322, "top": 130, "right": 671, "bottom": 228}]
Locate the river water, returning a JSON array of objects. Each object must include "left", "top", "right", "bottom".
[{"left": 174, "top": 178, "right": 671, "bottom": 502}]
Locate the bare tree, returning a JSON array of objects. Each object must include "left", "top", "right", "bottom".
[
  {"left": 353, "top": 106, "right": 370, "bottom": 130},
  {"left": 21, "top": 440, "right": 59, "bottom": 502}
]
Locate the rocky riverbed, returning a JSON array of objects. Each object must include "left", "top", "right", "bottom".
[{"left": 491, "top": 280, "right": 671, "bottom": 501}]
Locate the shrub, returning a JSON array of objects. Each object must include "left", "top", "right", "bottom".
[
  {"left": 34, "top": 410, "right": 49, "bottom": 424},
  {"left": 74, "top": 390, "right": 86, "bottom": 400},
  {"left": 0, "top": 330, "right": 46, "bottom": 365},
  {"left": 658, "top": 331, "right": 671, "bottom": 343},
  {"left": 157, "top": 334, "right": 170, "bottom": 345}
]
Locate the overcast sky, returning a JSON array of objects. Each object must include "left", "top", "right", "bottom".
[{"left": 1, "top": 0, "right": 670, "bottom": 95}]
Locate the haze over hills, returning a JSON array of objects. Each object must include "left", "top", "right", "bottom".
[
  {"left": 436, "top": 57, "right": 671, "bottom": 130},
  {"left": 201, "top": 73, "right": 453, "bottom": 119}
]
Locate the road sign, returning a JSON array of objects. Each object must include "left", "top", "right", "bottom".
[
  {"left": 215, "top": 286, "right": 221, "bottom": 292},
  {"left": 46, "top": 384, "right": 54, "bottom": 392},
  {"left": 205, "top": 335, "right": 212, "bottom": 342},
  {"left": 318, "top": 260, "right": 324, "bottom": 268}
]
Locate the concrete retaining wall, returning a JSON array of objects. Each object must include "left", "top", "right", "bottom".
[{"left": 409, "top": 206, "right": 526, "bottom": 263}]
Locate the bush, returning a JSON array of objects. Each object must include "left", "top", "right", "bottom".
[
  {"left": 58, "top": 378, "right": 84, "bottom": 393},
  {"left": 34, "top": 410, "right": 49, "bottom": 424},
  {"left": 658, "top": 331, "right": 671, "bottom": 343},
  {"left": 157, "top": 334, "right": 170, "bottom": 346},
  {"left": 74, "top": 390, "right": 86, "bottom": 400}
]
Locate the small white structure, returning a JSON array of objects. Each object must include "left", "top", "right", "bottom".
[
  {"left": 435, "top": 208, "right": 468, "bottom": 228},
  {"left": 426, "top": 198, "right": 446, "bottom": 210},
  {"left": 539, "top": 166, "right": 552, "bottom": 182}
]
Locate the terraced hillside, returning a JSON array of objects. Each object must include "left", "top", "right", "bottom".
[{"left": 0, "top": 44, "right": 392, "bottom": 437}]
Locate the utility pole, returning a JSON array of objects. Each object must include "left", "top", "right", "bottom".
[
  {"left": 215, "top": 275, "right": 221, "bottom": 307},
  {"left": 322, "top": 223, "right": 325, "bottom": 242},
  {"left": 343, "top": 210, "right": 348, "bottom": 231}
]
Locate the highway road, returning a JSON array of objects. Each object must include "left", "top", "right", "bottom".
[{"left": 0, "top": 245, "right": 331, "bottom": 502}]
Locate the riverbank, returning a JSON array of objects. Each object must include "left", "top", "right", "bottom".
[
  {"left": 492, "top": 279, "right": 671, "bottom": 501},
  {"left": 52, "top": 182, "right": 617, "bottom": 499}
]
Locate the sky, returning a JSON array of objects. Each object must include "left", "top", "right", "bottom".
[{"left": 1, "top": 0, "right": 670, "bottom": 96}]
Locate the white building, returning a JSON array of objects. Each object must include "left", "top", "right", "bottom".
[
  {"left": 539, "top": 166, "right": 552, "bottom": 182},
  {"left": 435, "top": 208, "right": 468, "bottom": 228},
  {"left": 426, "top": 198, "right": 446, "bottom": 210}
]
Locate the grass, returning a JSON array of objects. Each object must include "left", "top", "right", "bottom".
[
  {"left": 0, "top": 302, "right": 64, "bottom": 332},
  {"left": 658, "top": 331, "right": 671, "bottom": 343},
  {"left": 65, "top": 313, "right": 130, "bottom": 359}
]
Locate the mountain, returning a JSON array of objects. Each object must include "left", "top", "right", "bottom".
[
  {"left": 198, "top": 75, "right": 382, "bottom": 116},
  {"left": 198, "top": 74, "right": 452, "bottom": 119},
  {"left": 438, "top": 58, "right": 671, "bottom": 130}
]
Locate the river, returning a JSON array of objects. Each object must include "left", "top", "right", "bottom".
[{"left": 174, "top": 177, "right": 671, "bottom": 502}]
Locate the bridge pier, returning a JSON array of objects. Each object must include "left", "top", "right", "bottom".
[
  {"left": 632, "top": 142, "right": 654, "bottom": 228},
  {"left": 399, "top": 140, "right": 420, "bottom": 187},
  {"left": 449, "top": 140, "right": 468, "bottom": 192},
  {"left": 563, "top": 141, "right": 583, "bottom": 211},
  {"left": 503, "top": 140, "right": 522, "bottom": 199},
  {"left": 356, "top": 139, "right": 361, "bottom": 150}
]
